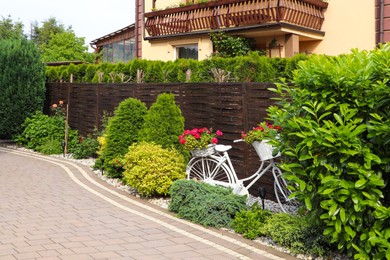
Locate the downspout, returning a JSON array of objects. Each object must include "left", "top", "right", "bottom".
[{"left": 380, "top": 0, "right": 384, "bottom": 43}]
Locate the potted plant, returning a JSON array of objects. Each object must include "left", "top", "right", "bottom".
[
  {"left": 241, "top": 122, "right": 281, "bottom": 161},
  {"left": 178, "top": 127, "right": 223, "bottom": 157}
]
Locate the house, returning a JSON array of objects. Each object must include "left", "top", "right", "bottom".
[
  {"left": 92, "top": 0, "right": 389, "bottom": 62},
  {"left": 90, "top": 24, "right": 136, "bottom": 63}
]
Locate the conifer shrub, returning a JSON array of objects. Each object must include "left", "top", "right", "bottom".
[
  {"left": 169, "top": 179, "right": 247, "bottom": 228},
  {"left": 175, "top": 58, "right": 199, "bottom": 82},
  {"left": 144, "top": 60, "right": 164, "bottom": 83},
  {"left": 138, "top": 93, "right": 185, "bottom": 154},
  {"left": 97, "top": 97, "right": 147, "bottom": 178},
  {"left": 123, "top": 142, "right": 186, "bottom": 197},
  {"left": 0, "top": 38, "right": 46, "bottom": 139}
]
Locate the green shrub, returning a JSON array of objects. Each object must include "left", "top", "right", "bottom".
[
  {"left": 262, "top": 213, "right": 329, "bottom": 256},
  {"left": 232, "top": 205, "right": 272, "bottom": 239},
  {"left": 123, "top": 142, "right": 186, "bottom": 197},
  {"left": 70, "top": 135, "right": 99, "bottom": 159},
  {"left": 169, "top": 179, "right": 247, "bottom": 228},
  {"left": 16, "top": 110, "right": 78, "bottom": 154},
  {"left": 268, "top": 45, "right": 390, "bottom": 259},
  {"left": 144, "top": 60, "right": 164, "bottom": 83},
  {"left": 98, "top": 97, "right": 147, "bottom": 178},
  {"left": 0, "top": 38, "right": 46, "bottom": 139},
  {"left": 139, "top": 93, "right": 185, "bottom": 154}
]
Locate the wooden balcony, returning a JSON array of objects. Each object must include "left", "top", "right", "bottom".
[{"left": 144, "top": 0, "right": 328, "bottom": 38}]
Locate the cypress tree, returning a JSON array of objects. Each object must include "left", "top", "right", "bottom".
[{"left": 0, "top": 38, "right": 45, "bottom": 139}]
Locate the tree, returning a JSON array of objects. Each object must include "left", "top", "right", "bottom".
[
  {"left": 0, "top": 38, "right": 46, "bottom": 139},
  {"left": 0, "top": 15, "right": 25, "bottom": 40},
  {"left": 30, "top": 17, "right": 69, "bottom": 49},
  {"left": 40, "top": 31, "right": 94, "bottom": 62}
]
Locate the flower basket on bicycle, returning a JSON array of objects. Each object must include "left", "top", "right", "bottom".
[
  {"left": 252, "top": 140, "right": 280, "bottom": 161},
  {"left": 190, "top": 144, "right": 216, "bottom": 157},
  {"left": 241, "top": 122, "right": 281, "bottom": 161}
]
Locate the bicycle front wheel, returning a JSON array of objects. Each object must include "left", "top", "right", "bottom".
[
  {"left": 273, "top": 166, "right": 299, "bottom": 213},
  {"left": 186, "top": 157, "right": 233, "bottom": 188}
]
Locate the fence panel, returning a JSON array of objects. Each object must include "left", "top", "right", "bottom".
[{"left": 46, "top": 82, "right": 278, "bottom": 197}]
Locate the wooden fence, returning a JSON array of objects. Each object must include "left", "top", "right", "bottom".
[{"left": 45, "top": 82, "right": 279, "bottom": 196}]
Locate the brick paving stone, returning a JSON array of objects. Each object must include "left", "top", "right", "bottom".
[{"left": 0, "top": 148, "right": 297, "bottom": 260}]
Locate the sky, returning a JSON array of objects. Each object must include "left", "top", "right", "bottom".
[{"left": 1, "top": 0, "right": 135, "bottom": 50}]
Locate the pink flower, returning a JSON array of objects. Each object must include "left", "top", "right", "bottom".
[
  {"left": 211, "top": 137, "right": 218, "bottom": 144},
  {"left": 191, "top": 129, "right": 199, "bottom": 135},
  {"left": 216, "top": 130, "right": 223, "bottom": 136},
  {"left": 52, "top": 104, "right": 58, "bottom": 108},
  {"left": 184, "top": 130, "right": 191, "bottom": 135},
  {"left": 194, "top": 133, "right": 201, "bottom": 139},
  {"left": 179, "top": 138, "right": 186, "bottom": 144}
]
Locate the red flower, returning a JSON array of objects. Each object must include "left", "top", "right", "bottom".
[
  {"left": 179, "top": 138, "right": 186, "bottom": 144},
  {"left": 216, "top": 130, "right": 223, "bottom": 136},
  {"left": 194, "top": 133, "right": 201, "bottom": 139},
  {"left": 211, "top": 137, "right": 218, "bottom": 144}
]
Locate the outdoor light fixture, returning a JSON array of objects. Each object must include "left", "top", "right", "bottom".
[{"left": 258, "top": 186, "right": 266, "bottom": 210}]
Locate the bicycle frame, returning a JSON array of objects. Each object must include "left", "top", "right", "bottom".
[{"left": 209, "top": 148, "right": 276, "bottom": 191}]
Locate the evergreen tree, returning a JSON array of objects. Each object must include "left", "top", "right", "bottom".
[
  {"left": 0, "top": 38, "right": 45, "bottom": 139},
  {"left": 139, "top": 93, "right": 185, "bottom": 153}
]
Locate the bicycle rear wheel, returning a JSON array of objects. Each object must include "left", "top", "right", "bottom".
[
  {"left": 186, "top": 157, "right": 233, "bottom": 188},
  {"left": 273, "top": 166, "right": 299, "bottom": 213}
]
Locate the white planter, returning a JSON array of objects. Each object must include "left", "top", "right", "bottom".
[
  {"left": 252, "top": 140, "right": 280, "bottom": 161},
  {"left": 190, "top": 144, "right": 216, "bottom": 157}
]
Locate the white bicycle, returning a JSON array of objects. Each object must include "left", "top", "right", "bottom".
[{"left": 186, "top": 140, "right": 298, "bottom": 213}]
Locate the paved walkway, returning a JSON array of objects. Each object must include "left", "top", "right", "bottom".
[{"left": 0, "top": 146, "right": 297, "bottom": 260}]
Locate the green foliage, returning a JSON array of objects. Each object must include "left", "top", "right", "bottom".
[
  {"left": 98, "top": 97, "right": 147, "bottom": 178},
  {"left": 123, "top": 142, "right": 186, "bottom": 197},
  {"left": 41, "top": 31, "right": 94, "bottom": 63},
  {"left": 232, "top": 205, "right": 272, "bottom": 239},
  {"left": 16, "top": 110, "right": 78, "bottom": 154},
  {"left": 0, "top": 15, "right": 25, "bottom": 40},
  {"left": 210, "top": 32, "right": 254, "bottom": 58},
  {"left": 169, "top": 179, "right": 247, "bottom": 228},
  {"left": 268, "top": 45, "right": 390, "bottom": 259},
  {"left": 139, "top": 93, "right": 185, "bottom": 153},
  {"left": 45, "top": 54, "right": 302, "bottom": 83},
  {"left": 144, "top": 60, "right": 164, "bottom": 83},
  {"left": 262, "top": 213, "right": 329, "bottom": 256},
  {"left": 31, "top": 17, "right": 69, "bottom": 50},
  {"left": 0, "top": 38, "right": 46, "bottom": 139},
  {"left": 70, "top": 135, "right": 99, "bottom": 159}
]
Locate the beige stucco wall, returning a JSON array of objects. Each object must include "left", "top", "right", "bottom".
[
  {"left": 304, "top": 0, "right": 376, "bottom": 55},
  {"left": 142, "top": 36, "right": 213, "bottom": 61},
  {"left": 141, "top": 0, "right": 377, "bottom": 60}
]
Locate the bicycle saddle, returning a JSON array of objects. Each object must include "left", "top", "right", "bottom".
[{"left": 215, "top": 144, "right": 232, "bottom": 152}]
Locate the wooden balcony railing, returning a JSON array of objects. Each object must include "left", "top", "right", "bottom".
[{"left": 144, "top": 0, "right": 328, "bottom": 38}]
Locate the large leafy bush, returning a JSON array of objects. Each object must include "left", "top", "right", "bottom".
[
  {"left": 268, "top": 45, "right": 390, "bottom": 259},
  {"left": 16, "top": 110, "right": 78, "bottom": 154},
  {"left": 169, "top": 179, "right": 247, "bottom": 228},
  {"left": 97, "top": 97, "right": 147, "bottom": 178},
  {"left": 0, "top": 38, "right": 45, "bottom": 139},
  {"left": 123, "top": 142, "right": 185, "bottom": 197}
]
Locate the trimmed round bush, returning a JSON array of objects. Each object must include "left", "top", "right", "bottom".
[{"left": 123, "top": 142, "right": 186, "bottom": 197}]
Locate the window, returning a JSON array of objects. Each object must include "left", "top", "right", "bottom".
[
  {"left": 102, "top": 37, "right": 135, "bottom": 63},
  {"left": 176, "top": 44, "right": 198, "bottom": 60}
]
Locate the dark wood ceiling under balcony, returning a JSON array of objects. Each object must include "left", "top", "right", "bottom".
[{"left": 144, "top": 0, "right": 328, "bottom": 39}]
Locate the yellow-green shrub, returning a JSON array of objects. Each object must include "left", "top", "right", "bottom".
[{"left": 123, "top": 142, "right": 186, "bottom": 197}]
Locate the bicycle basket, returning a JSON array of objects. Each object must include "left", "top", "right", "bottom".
[
  {"left": 190, "top": 144, "right": 216, "bottom": 157},
  {"left": 252, "top": 140, "right": 280, "bottom": 161}
]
